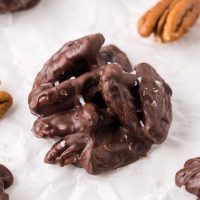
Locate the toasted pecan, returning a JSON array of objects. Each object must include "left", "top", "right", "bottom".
[{"left": 138, "top": 0, "right": 200, "bottom": 43}]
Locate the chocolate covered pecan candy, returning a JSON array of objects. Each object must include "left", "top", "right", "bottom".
[
  {"left": 29, "top": 33, "right": 172, "bottom": 174},
  {"left": 0, "top": 164, "right": 13, "bottom": 200},
  {"left": 176, "top": 157, "right": 200, "bottom": 200},
  {"left": 0, "top": 0, "right": 40, "bottom": 13}
]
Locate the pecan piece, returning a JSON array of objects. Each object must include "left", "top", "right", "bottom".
[
  {"left": 138, "top": 0, "right": 200, "bottom": 43},
  {"left": 176, "top": 157, "right": 200, "bottom": 200},
  {"left": 138, "top": 0, "right": 174, "bottom": 37},
  {"left": 161, "top": 0, "right": 200, "bottom": 42},
  {"left": 0, "top": 91, "right": 13, "bottom": 118}
]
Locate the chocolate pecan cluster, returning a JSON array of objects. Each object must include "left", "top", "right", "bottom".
[
  {"left": 0, "top": 164, "right": 13, "bottom": 200},
  {"left": 28, "top": 33, "right": 172, "bottom": 175},
  {"left": 176, "top": 157, "right": 200, "bottom": 200},
  {"left": 0, "top": 0, "right": 40, "bottom": 13},
  {"left": 138, "top": 0, "right": 200, "bottom": 43}
]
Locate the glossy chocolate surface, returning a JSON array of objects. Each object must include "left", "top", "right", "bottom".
[{"left": 29, "top": 33, "right": 172, "bottom": 174}]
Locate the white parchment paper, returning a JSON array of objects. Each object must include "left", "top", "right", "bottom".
[{"left": 0, "top": 0, "right": 200, "bottom": 199}]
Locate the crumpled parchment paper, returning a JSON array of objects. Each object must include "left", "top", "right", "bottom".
[{"left": 0, "top": 0, "right": 200, "bottom": 199}]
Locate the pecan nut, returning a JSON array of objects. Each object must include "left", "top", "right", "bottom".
[
  {"left": 29, "top": 33, "right": 172, "bottom": 174},
  {"left": 138, "top": 0, "right": 200, "bottom": 42},
  {"left": 0, "top": 91, "right": 13, "bottom": 118},
  {"left": 176, "top": 157, "right": 200, "bottom": 200},
  {"left": 0, "top": 164, "right": 13, "bottom": 200},
  {"left": 0, "top": 0, "right": 40, "bottom": 13}
]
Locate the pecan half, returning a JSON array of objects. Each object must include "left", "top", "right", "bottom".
[
  {"left": 138, "top": 0, "right": 200, "bottom": 43},
  {"left": 0, "top": 91, "right": 13, "bottom": 118}
]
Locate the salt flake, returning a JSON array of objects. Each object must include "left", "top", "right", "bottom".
[
  {"left": 113, "top": 62, "right": 121, "bottom": 67},
  {"left": 60, "top": 140, "right": 66, "bottom": 147},
  {"left": 61, "top": 90, "right": 68, "bottom": 96},
  {"left": 151, "top": 100, "right": 157, "bottom": 108},
  {"left": 78, "top": 96, "right": 86, "bottom": 106},
  {"left": 128, "top": 143, "right": 133, "bottom": 151},
  {"left": 153, "top": 89, "right": 158, "bottom": 93},
  {"left": 140, "top": 120, "right": 145, "bottom": 127},
  {"left": 131, "top": 70, "right": 136, "bottom": 75},
  {"left": 54, "top": 81, "right": 59, "bottom": 86},
  {"left": 134, "top": 81, "right": 138, "bottom": 86},
  {"left": 155, "top": 80, "right": 162, "bottom": 87},
  {"left": 137, "top": 77, "right": 142, "bottom": 83}
]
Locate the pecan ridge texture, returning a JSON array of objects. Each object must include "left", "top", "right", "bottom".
[
  {"left": 0, "top": 164, "right": 13, "bottom": 200},
  {"left": 0, "top": 91, "right": 13, "bottom": 119},
  {"left": 176, "top": 157, "right": 200, "bottom": 200},
  {"left": 28, "top": 33, "right": 172, "bottom": 175},
  {"left": 138, "top": 0, "right": 200, "bottom": 42}
]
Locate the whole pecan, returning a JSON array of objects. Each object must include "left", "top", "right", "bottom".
[
  {"left": 0, "top": 91, "right": 13, "bottom": 118},
  {"left": 0, "top": 164, "right": 13, "bottom": 200},
  {"left": 138, "top": 0, "right": 200, "bottom": 42},
  {"left": 29, "top": 33, "right": 172, "bottom": 174},
  {"left": 176, "top": 157, "right": 200, "bottom": 200},
  {"left": 0, "top": 0, "right": 40, "bottom": 13}
]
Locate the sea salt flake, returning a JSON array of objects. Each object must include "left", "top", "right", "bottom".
[
  {"left": 128, "top": 143, "right": 133, "bottom": 151},
  {"left": 155, "top": 80, "right": 162, "bottom": 87},
  {"left": 151, "top": 100, "right": 157, "bottom": 108},
  {"left": 60, "top": 140, "right": 66, "bottom": 147},
  {"left": 70, "top": 76, "right": 76, "bottom": 80},
  {"left": 61, "top": 90, "right": 68, "bottom": 96},
  {"left": 153, "top": 89, "right": 158, "bottom": 93},
  {"left": 137, "top": 77, "right": 142, "bottom": 83},
  {"left": 54, "top": 81, "right": 60, "bottom": 86},
  {"left": 78, "top": 96, "right": 86, "bottom": 106},
  {"left": 107, "top": 108, "right": 111, "bottom": 112},
  {"left": 134, "top": 81, "right": 138, "bottom": 86},
  {"left": 143, "top": 91, "right": 146, "bottom": 96},
  {"left": 131, "top": 70, "right": 136, "bottom": 75},
  {"left": 113, "top": 62, "right": 121, "bottom": 67},
  {"left": 140, "top": 120, "right": 145, "bottom": 127},
  {"left": 124, "top": 134, "right": 128, "bottom": 140}
]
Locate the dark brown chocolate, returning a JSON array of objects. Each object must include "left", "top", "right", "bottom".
[
  {"left": 0, "top": 0, "right": 40, "bottom": 13},
  {"left": 176, "top": 157, "right": 200, "bottom": 200},
  {"left": 0, "top": 164, "right": 13, "bottom": 200},
  {"left": 28, "top": 33, "right": 172, "bottom": 174}
]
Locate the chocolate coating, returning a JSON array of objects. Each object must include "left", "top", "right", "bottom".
[
  {"left": 176, "top": 157, "right": 200, "bottom": 200},
  {"left": 29, "top": 33, "right": 172, "bottom": 174},
  {"left": 0, "top": 0, "right": 40, "bottom": 13},
  {"left": 97, "top": 44, "right": 132, "bottom": 72},
  {"left": 0, "top": 164, "right": 13, "bottom": 200}
]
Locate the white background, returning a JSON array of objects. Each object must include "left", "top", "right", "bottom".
[{"left": 0, "top": 0, "right": 200, "bottom": 199}]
